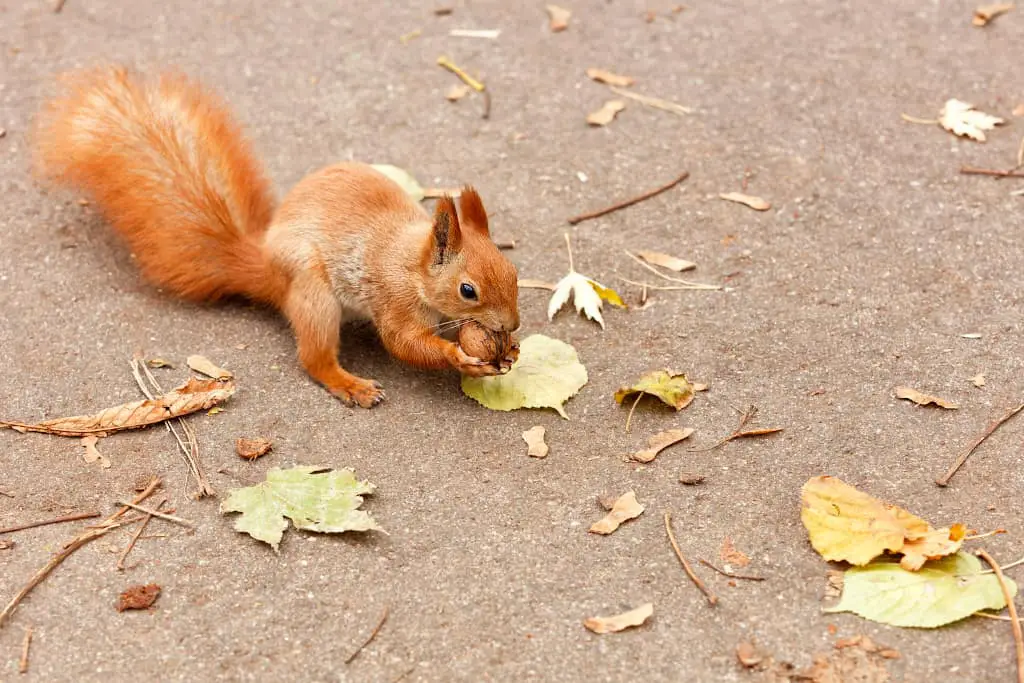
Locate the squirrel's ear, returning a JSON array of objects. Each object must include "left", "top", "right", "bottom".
[
  {"left": 431, "top": 196, "right": 462, "bottom": 265},
  {"left": 458, "top": 186, "right": 489, "bottom": 236}
]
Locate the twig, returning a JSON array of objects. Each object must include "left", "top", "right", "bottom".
[
  {"left": 690, "top": 405, "right": 783, "bottom": 452},
  {"left": 0, "top": 477, "right": 161, "bottom": 628},
  {"left": 563, "top": 232, "right": 574, "bottom": 272},
  {"left": 698, "top": 559, "right": 766, "bottom": 581},
  {"left": 494, "top": 240, "right": 515, "bottom": 250},
  {"left": 19, "top": 627, "right": 32, "bottom": 673},
  {"left": 115, "top": 501, "right": 194, "bottom": 529},
  {"left": 622, "top": 252, "right": 722, "bottom": 290},
  {"left": 976, "top": 549, "right": 1024, "bottom": 683},
  {"left": 436, "top": 56, "right": 484, "bottom": 91},
  {"left": 936, "top": 403, "right": 1024, "bottom": 486},
  {"left": 567, "top": 171, "right": 689, "bottom": 225},
  {"left": 901, "top": 113, "right": 939, "bottom": 125},
  {"left": 976, "top": 611, "right": 1024, "bottom": 623},
  {"left": 960, "top": 166, "right": 1024, "bottom": 179},
  {"left": 624, "top": 393, "right": 643, "bottom": 433},
  {"left": 345, "top": 606, "right": 389, "bottom": 664},
  {"left": 608, "top": 86, "right": 693, "bottom": 115},
  {"left": 981, "top": 554, "right": 1024, "bottom": 575},
  {"left": 619, "top": 277, "right": 719, "bottom": 291},
  {"left": 116, "top": 498, "right": 166, "bottom": 570},
  {"left": 481, "top": 89, "right": 492, "bottom": 120},
  {"left": 965, "top": 529, "right": 1008, "bottom": 541},
  {"left": 664, "top": 512, "right": 717, "bottom": 606},
  {"left": 0, "top": 511, "right": 100, "bottom": 535}
]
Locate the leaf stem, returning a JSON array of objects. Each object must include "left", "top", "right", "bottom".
[
  {"left": 563, "top": 232, "right": 575, "bottom": 272},
  {"left": 976, "top": 549, "right": 1024, "bottom": 683}
]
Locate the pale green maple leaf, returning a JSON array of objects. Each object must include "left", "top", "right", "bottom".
[
  {"left": 220, "top": 466, "right": 381, "bottom": 551},
  {"left": 371, "top": 164, "right": 425, "bottom": 201}
]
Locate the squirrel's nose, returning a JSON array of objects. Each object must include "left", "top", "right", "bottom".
[{"left": 503, "top": 312, "right": 520, "bottom": 333}]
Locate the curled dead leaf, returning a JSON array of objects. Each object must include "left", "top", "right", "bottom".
[
  {"left": 583, "top": 603, "right": 653, "bottom": 634},
  {"left": 634, "top": 250, "right": 696, "bottom": 272},
  {"left": 522, "top": 425, "right": 549, "bottom": 458},
  {"left": 187, "top": 355, "right": 233, "bottom": 380},
  {"left": 720, "top": 192, "right": 771, "bottom": 211},
  {"left": 586, "top": 100, "right": 626, "bottom": 127},
  {"left": 589, "top": 490, "right": 644, "bottom": 534},
  {"left": 116, "top": 584, "right": 160, "bottom": 612},
  {"left": 236, "top": 437, "right": 273, "bottom": 461},
  {"left": 631, "top": 427, "right": 694, "bottom": 463},
  {"left": 894, "top": 385, "right": 958, "bottom": 409},
  {"left": 81, "top": 435, "right": 111, "bottom": 469},
  {"left": 546, "top": 4, "right": 571, "bottom": 32},
  {"left": 585, "top": 68, "right": 635, "bottom": 88},
  {"left": 972, "top": 2, "right": 1014, "bottom": 26}
]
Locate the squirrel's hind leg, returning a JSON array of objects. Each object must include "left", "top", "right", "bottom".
[{"left": 282, "top": 270, "right": 385, "bottom": 408}]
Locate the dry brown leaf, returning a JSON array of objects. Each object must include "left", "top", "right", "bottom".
[
  {"left": 445, "top": 84, "right": 470, "bottom": 101},
  {"left": 679, "top": 471, "right": 705, "bottom": 485},
  {"left": 80, "top": 435, "right": 111, "bottom": 469},
  {"left": 116, "top": 583, "right": 161, "bottom": 612},
  {"left": 146, "top": 358, "right": 173, "bottom": 369},
  {"left": 972, "top": 2, "right": 1014, "bottom": 25},
  {"left": 635, "top": 250, "right": 696, "bottom": 272},
  {"left": 518, "top": 278, "right": 557, "bottom": 291},
  {"left": 720, "top": 192, "right": 771, "bottom": 211},
  {"left": 720, "top": 537, "right": 751, "bottom": 567},
  {"left": 824, "top": 569, "right": 845, "bottom": 599},
  {"left": 589, "top": 490, "right": 644, "bottom": 534},
  {"left": 938, "top": 99, "right": 1004, "bottom": 142},
  {"left": 585, "top": 68, "right": 635, "bottom": 88},
  {"left": 187, "top": 355, "right": 233, "bottom": 380},
  {"left": 0, "top": 540, "right": 13, "bottom": 550},
  {"left": 583, "top": 603, "right": 653, "bottom": 634},
  {"left": 898, "top": 523, "right": 965, "bottom": 571},
  {"left": 894, "top": 385, "right": 958, "bottom": 409},
  {"left": 546, "top": 4, "right": 571, "bottom": 32},
  {"left": 236, "top": 437, "right": 273, "bottom": 461},
  {"left": 586, "top": 100, "right": 626, "bottom": 126},
  {"left": 522, "top": 425, "right": 549, "bottom": 458},
  {"left": 0, "top": 377, "right": 236, "bottom": 437},
  {"left": 736, "top": 641, "right": 765, "bottom": 668},
  {"left": 970, "top": 373, "right": 986, "bottom": 388},
  {"left": 631, "top": 427, "right": 694, "bottom": 463}
]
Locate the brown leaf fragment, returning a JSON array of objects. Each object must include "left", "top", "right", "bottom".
[
  {"left": 236, "top": 437, "right": 273, "bottom": 461},
  {"left": 0, "top": 540, "right": 14, "bottom": 550},
  {"left": 720, "top": 537, "right": 751, "bottom": 567},
  {"left": 635, "top": 250, "right": 696, "bottom": 272},
  {"left": 970, "top": 373, "right": 986, "bottom": 388},
  {"left": 146, "top": 358, "right": 173, "bottom": 369},
  {"left": 736, "top": 641, "right": 765, "bottom": 668},
  {"left": 546, "top": 4, "right": 571, "bottom": 32},
  {"left": 522, "top": 425, "right": 549, "bottom": 458},
  {"left": 0, "top": 377, "right": 236, "bottom": 437},
  {"left": 797, "top": 636, "right": 896, "bottom": 682},
  {"left": 587, "top": 100, "right": 626, "bottom": 126},
  {"left": 445, "top": 84, "right": 470, "bottom": 101},
  {"left": 679, "top": 471, "right": 705, "bottom": 485},
  {"left": 434, "top": 6, "right": 453, "bottom": 15},
  {"left": 585, "top": 68, "right": 635, "bottom": 88},
  {"left": 894, "top": 385, "right": 958, "bottom": 409},
  {"left": 824, "top": 570, "right": 844, "bottom": 599},
  {"left": 116, "top": 583, "right": 161, "bottom": 612},
  {"left": 898, "top": 525, "right": 964, "bottom": 570},
  {"left": 973, "top": 3, "right": 1014, "bottom": 26},
  {"left": 720, "top": 192, "right": 771, "bottom": 211},
  {"left": 583, "top": 603, "right": 653, "bottom": 634},
  {"left": 589, "top": 490, "right": 644, "bottom": 534},
  {"left": 80, "top": 435, "right": 111, "bottom": 469},
  {"left": 186, "top": 355, "right": 233, "bottom": 380},
  {"left": 632, "top": 427, "right": 694, "bottom": 463},
  {"left": 597, "top": 493, "right": 619, "bottom": 510}
]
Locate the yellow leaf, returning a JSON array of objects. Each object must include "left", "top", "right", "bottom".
[
  {"left": 615, "top": 370, "right": 694, "bottom": 411},
  {"left": 588, "top": 280, "right": 626, "bottom": 308}
]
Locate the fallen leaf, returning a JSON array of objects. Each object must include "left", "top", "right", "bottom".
[
  {"left": 588, "top": 280, "right": 626, "bottom": 308},
  {"left": 678, "top": 471, "right": 705, "bottom": 485},
  {"left": 970, "top": 373, "right": 986, "bottom": 388},
  {"left": 586, "top": 99, "right": 626, "bottom": 126},
  {"left": 631, "top": 427, "right": 694, "bottom": 463},
  {"left": 80, "top": 435, "right": 111, "bottom": 469},
  {"left": 720, "top": 537, "right": 751, "bottom": 567},
  {"left": 938, "top": 99, "right": 1004, "bottom": 142},
  {"left": 548, "top": 271, "right": 621, "bottom": 328},
  {"left": 972, "top": 2, "right": 1014, "bottom": 25},
  {"left": 583, "top": 603, "right": 653, "bottom": 634},
  {"left": 186, "top": 355, "right": 232, "bottom": 380},
  {"left": 898, "top": 525, "right": 965, "bottom": 571},
  {"left": 116, "top": 584, "right": 160, "bottom": 612},
  {"left": 615, "top": 370, "right": 695, "bottom": 411},
  {"left": 522, "top": 425, "right": 549, "bottom": 458},
  {"left": 894, "top": 385, "right": 958, "bottom": 409},
  {"left": 825, "top": 552, "right": 1015, "bottom": 627},
  {"left": 146, "top": 358, "right": 173, "bottom": 369},
  {"left": 434, "top": 6, "right": 453, "bottom": 15},
  {"left": 518, "top": 278, "right": 557, "bottom": 290},
  {"left": 0, "top": 377, "right": 235, "bottom": 437},
  {"left": 220, "top": 465, "right": 381, "bottom": 552},
  {"left": 589, "top": 490, "right": 644, "bottom": 534},
  {"left": 824, "top": 570, "right": 845, "bottom": 599},
  {"left": 720, "top": 192, "right": 771, "bottom": 211},
  {"left": 0, "top": 540, "right": 13, "bottom": 550},
  {"left": 546, "top": 4, "right": 571, "bottom": 32},
  {"left": 736, "top": 641, "right": 764, "bottom": 668},
  {"left": 608, "top": 86, "right": 692, "bottom": 114},
  {"left": 236, "top": 437, "right": 273, "bottom": 461},
  {"left": 371, "top": 164, "right": 425, "bottom": 201},
  {"left": 635, "top": 250, "right": 696, "bottom": 272},
  {"left": 206, "top": 406, "right": 224, "bottom": 416},
  {"left": 585, "top": 68, "right": 635, "bottom": 87},
  {"left": 461, "top": 334, "right": 588, "bottom": 419},
  {"left": 445, "top": 84, "right": 470, "bottom": 101}
]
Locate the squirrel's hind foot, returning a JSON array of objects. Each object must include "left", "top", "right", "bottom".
[{"left": 332, "top": 378, "right": 385, "bottom": 408}]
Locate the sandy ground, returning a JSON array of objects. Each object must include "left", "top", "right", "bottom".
[{"left": 1, "top": 1, "right": 1023, "bottom": 681}]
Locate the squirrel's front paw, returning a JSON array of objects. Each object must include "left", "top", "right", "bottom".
[
  {"left": 497, "top": 341, "right": 520, "bottom": 373},
  {"left": 332, "top": 378, "right": 386, "bottom": 408},
  {"left": 452, "top": 348, "right": 502, "bottom": 378}
]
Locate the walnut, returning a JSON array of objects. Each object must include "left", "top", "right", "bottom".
[{"left": 458, "top": 321, "right": 514, "bottom": 366}]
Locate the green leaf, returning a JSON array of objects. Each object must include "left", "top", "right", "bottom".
[
  {"left": 461, "top": 334, "right": 587, "bottom": 419},
  {"left": 220, "top": 466, "right": 381, "bottom": 551},
  {"left": 370, "top": 164, "right": 425, "bottom": 202},
  {"left": 824, "top": 552, "right": 1016, "bottom": 628},
  {"left": 614, "top": 370, "right": 694, "bottom": 410}
]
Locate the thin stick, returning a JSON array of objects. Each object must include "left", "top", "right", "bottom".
[
  {"left": 19, "top": 627, "right": 32, "bottom": 673},
  {"left": 664, "top": 512, "right": 717, "bottom": 606},
  {"left": 698, "top": 558, "right": 766, "bottom": 581},
  {"left": 960, "top": 166, "right": 1024, "bottom": 179},
  {"left": 901, "top": 113, "right": 939, "bottom": 125},
  {"left": 981, "top": 555, "right": 1024, "bottom": 575},
  {"left": 965, "top": 529, "right": 1008, "bottom": 541},
  {"left": 481, "top": 89, "right": 492, "bottom": 120},
  {"left": 936, "top": 403, "right": 1024, "bottom": 486},
  {"left": 619, "top": 277, "right": 720, "bottom": 291},
  {"left": 0, "top": 511, "right": 100, "bottom": 535},
  {"left": 976, "top": 549, "right": 1024, "bottom": 683},
  {"left": 690, "top": 405, "right": 782, "bottom": 452},
  {"left": 622, "top": 252, "right": 722, "bottom": 289},
  {"left": 563, "top": 232, "right": 575, "bottom": 272},
  {"left": 116, "top": 498, "right": 166, "bottom": 571},
  {"left": 0, "top": 477, "right": 161, "bottom": 628},
  {"left": 976, "top": 611, "right": 1024, "bottom": 623},
  {"left": 494, "top": 240, "right": 515, "bottom": 250},
  {"left": 568, "top": 171, "right": 689, "bottom": 225},
  {"left": 607, "top": 86, "right": 693, "bottom": 115},
  {"left": 53, "top": 0, "right": 66, "bottom": 12},
  {"left": 345, "top": 606, "right": 389, "bottom": 664},
  {"left": 115, "top": 501, "right": 194, "bottom": 529},
  {"left": 624, "top": 393, "right": 643, "bottom": 433}
]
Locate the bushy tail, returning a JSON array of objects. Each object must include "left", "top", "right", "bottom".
[{"left": 34, "top": 66, "right": 287, "bottom": 306}]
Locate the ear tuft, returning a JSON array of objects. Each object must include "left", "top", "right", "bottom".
[
  {"left": 431, "top": 195, "right": 462, "bottom": 265},
  {"left": 458, "top": 186, "right": 489, "bottom": 236}
]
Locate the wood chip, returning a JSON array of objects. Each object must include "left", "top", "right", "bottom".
[
  {"left": 522, "top": 426, "right": 549, "bottom": 458},
  {"left": 186, "top": 355, "right": 233, "bottom": 380},
  {"left": 631, "top": 427, "right": 694, "bottom": 463},
  {"left": 583, "top": 603, "right": 653, "bottom": 634},
  {"left": 970, "top": 373, "right": 986, "bottom": 388},
  {"left": 115, "top": 583, "right": 161, "bottom": 612},
  {"left": 546, "top": 4, "right": 571, "bottom": 32},
  {"left": 720, "top": 192, "right": 771, "bottom": 211},
  {"left": 586, "top": 68, "right": 635, "bottom": 88},
  {"left": 586, "top": 100, "right": 626, "bottom": 126},
  {"left": 635, "top": 250, "right": 696, "bottom": 272},
  {"left": 895, "top": 385, "right": 959, "bottom": 409},
  {"left": 972, "top": 2, "right": 1014, "bottom": 25},
  {"left": 679, "top": 471, "right": 705, "bottom": 485},
  {"left": 81, "top": 435, "right": 111, "bottom": 469},
  {"left": 589, "top": 490, "right": 644, "bottom": 534}
]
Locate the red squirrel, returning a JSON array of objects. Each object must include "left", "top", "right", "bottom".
[{"left": 33, "top": 66, "right": 520, "bottom": 408}]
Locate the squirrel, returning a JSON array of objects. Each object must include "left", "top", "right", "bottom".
[{"left": 32, "top": 66, "right": 520, "bottom": 408}]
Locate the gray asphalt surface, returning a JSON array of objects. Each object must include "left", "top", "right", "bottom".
[{"left": 2, "top": 1, "right": 1023, "bottom": 681}]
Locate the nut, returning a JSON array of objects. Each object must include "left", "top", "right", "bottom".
[{"left": 458, "top": 321, "right": 513, "bottom": 365}]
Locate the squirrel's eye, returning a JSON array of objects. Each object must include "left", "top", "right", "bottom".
[{"left": 459, "top": 282, "right": 478, "bottom": 300}]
